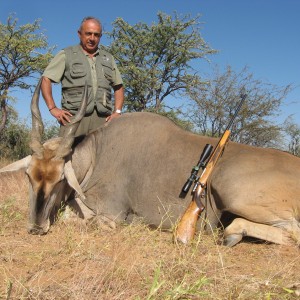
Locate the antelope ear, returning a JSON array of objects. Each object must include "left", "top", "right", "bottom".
[
  {"left": 64, "top": 160, "right": 86, "bottom": 200},
  {"left": 0, "top": 155, "right": 32, "bottom": 173}
]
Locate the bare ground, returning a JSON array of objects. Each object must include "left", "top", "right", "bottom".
[{"left": 0, "top": 169, "right": 299, "bottom": 300}]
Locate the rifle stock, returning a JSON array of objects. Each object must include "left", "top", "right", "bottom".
[
  {"left": 175, "top": 130, "right": 231, "bottom": 244},
  {"left": 175, "top": 186, "right": 205, "bottom": 244}
]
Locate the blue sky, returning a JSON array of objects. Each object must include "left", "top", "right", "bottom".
[{"left": 1, "top": 0, "right": 299, "bottom": 125}]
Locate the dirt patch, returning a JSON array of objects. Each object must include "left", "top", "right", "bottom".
[{"left": 0, "top": 172, "right": 299, "bottom": 299}]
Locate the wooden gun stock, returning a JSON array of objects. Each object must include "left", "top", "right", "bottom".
[
  {"left": 175, "top": 130, "right": 231, "bottom": 244},
  {"left": 175, "top": 186, "right": 205, "bottom": 244}
]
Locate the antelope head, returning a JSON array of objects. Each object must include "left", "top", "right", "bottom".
[{"left": 0, "top": 78, "right": 88, "bottom": 234}]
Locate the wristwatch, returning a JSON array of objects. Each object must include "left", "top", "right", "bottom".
[{"left": 114, "top": 109, "right": 122, "bottom": 114}]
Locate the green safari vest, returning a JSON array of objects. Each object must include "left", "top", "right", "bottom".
[{"left": 61, "top": 45, "right": 114, "bottom": 115}]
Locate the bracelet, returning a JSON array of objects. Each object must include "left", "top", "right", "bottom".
[{"left": 49, "top": 106, "right": 56, "bottom": 111}]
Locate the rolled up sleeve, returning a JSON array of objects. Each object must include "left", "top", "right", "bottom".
[{"left": 42, "top": 50, "right": 66, "bottom": 83}]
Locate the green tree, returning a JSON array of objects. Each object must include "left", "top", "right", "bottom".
[
  {"left": 283, "top": 117, "right": 300, "bottom": 156},
  {"left": 106, "top": 12, "right": 217, "bottom": 112},
  {"left": 0, "top": 116, "right": 59, "bottom": 160},
  {"left": 186, "top": 66, "right": 293, "bottom": 147},
  {"left": 0, "top": 15, "right": 54, "bottom": 133},
  {"left": 0, "top": 118, "right": 31, "bottom": 159}
]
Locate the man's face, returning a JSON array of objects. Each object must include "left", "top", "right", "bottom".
[{"left": 78, "top": 20, "right": 102, "bottom": 54}]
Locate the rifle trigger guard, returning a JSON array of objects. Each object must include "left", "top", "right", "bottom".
[
  {"left": 195, "top": 195, "right": 205, "bottom": 211},
  {"left": 194, "top": 187, "right": 206, "bottom": 211}
]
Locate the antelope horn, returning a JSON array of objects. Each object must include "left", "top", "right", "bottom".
[
  {"left": 30, "top": 78, "right": 44, "bottom": 157},
  {"left": 56, "top": 81, "right": 88, "bottom": 158}
]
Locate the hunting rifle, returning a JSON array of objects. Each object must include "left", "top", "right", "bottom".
[{"left": 175, "top": 92, "right": 247, "bottom": 244}]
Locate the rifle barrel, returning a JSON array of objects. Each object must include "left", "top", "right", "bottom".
[{"left": 225, "top": 93, "right": 247, "bottom": 131}]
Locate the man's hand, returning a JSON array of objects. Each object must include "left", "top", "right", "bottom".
[
  {"left": 106, "top": 111, "right": 121, "bottom": 123},
  {"left": 50, "top": 107, "right": 73, "bottom": 125}
]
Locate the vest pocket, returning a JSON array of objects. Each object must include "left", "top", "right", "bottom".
[
  {"left": 70, "top": 62, "right": 87, "bottom": 79},
  {"left": 95, "top": 89, "right": 112, "bottom": 114},
  {"left": 63, "top": 87, "right": 84, "bottom": 100},
  {"left": 62, "top": 87, "right": 93, "bottom": 114}
]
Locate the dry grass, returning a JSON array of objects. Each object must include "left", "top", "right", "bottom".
[{"left": 0, "top": 168, "right": 299, "bottom": 299}]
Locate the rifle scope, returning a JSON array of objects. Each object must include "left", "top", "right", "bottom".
[{"left": 181, "top": 143, "right": 213, "bottom": 194}]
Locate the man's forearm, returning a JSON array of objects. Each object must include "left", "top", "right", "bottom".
[
  {"left": 113, "top": 84, "right": 124, "bottom": 111},
  {"left": 41, "top": 76, "right": 56, "bottom": 110}
]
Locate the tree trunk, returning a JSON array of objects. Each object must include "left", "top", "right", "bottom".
[{"left": 0, "top": 92, "right": 8, "bottom": 134}]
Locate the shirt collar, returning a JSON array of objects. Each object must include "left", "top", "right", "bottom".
[{"left": 80, "top": 46, "right": 100, "bottom": 57}]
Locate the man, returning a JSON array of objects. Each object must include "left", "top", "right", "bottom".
[{"left": 41, "top": 16, "right": 124, "bottom": 137}]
